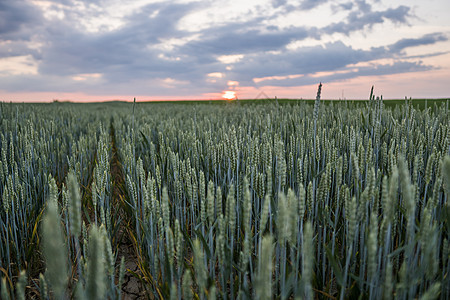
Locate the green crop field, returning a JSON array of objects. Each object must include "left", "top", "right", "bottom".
[{"left": 0, "top": 93, "right": 449, "bottom": 299}]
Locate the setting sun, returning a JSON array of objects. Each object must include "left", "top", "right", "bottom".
[{"left": 222, "top": 91, "right": 236, "bottom": 100}]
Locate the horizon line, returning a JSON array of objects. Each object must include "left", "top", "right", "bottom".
[{"left": 1, "top": 97, "right": 449, "bottom": 104}]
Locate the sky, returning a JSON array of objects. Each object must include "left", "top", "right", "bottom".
[{"left": 0, "top": 0, "right": 449, "bottom": 101}]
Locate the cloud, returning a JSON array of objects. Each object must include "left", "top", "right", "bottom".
[
  {"left": 184, "top": 25, "right": 312, "bottom": 56},
  {"left": 324, "top": 3, "right": 411, "bottom": 35},
  {"left": 272, "top": 0, "right": 288, "bottom": 8},
  {"left": 300, "top": 0, "right": 328, "bottom": 10},
  {"left": 0, "top": 40, "right": 41, "bottom": 59},
  {"left": 332, "top": 2, "right": 354, "bottom": 11},
  {"left": 227, "top": 41, "right": 376, "bottom": 84},
  {"left": 225, "top": 33, "right": 444, "bottom": 87},
  {"left": 0, "top": 1, "right": 216, "bottom": 94},
  {"left": 389, "top": 33, "right": 448, "bottom": 53},
  {"left": 403, "top": 51, "right": 450, "bottom": 60},
  {"left": 37, "top": 2, "right": 202, "bottom": 77},
  {"left": 252, "top": 61, "right": 432, "bottom": 87},
  {"left": 0, "top": 1, "right": 42, "bottom": 40}
]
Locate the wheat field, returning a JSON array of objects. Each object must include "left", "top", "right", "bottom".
[{"left": 0, "top": 94, "right": 449, "bottom": 299}]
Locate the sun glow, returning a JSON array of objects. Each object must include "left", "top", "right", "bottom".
[{"left": 222, "top": 91, "right": 236, "bottom": 100}]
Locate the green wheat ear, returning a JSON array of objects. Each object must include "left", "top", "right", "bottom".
[
  {"left": 208, "top": 285, "right": 217, "bottom": 300},
  {"left": 419, "top": 282, "right": 441, "bottom": 300},
  {"left": 302, "top": 222, "right": 313, "bottom": 300},
  {"left": 86, "top": 225, "right": 106, "bottom": 300},
  {"left": 442, "top": 156, "right": 450, "bottom": 195},
  {"left": 39, "top": 273, "right": 47, "bottom": 300},
  {"left": 182, "top": 269, "right": 193, "bottom": 300},
  {"left": 42, "top": 179, "right": 68, "bottom": 300},
  {"left": 1, "top": 277, "right": 11, "bottom": 300},
  {"left": 256, "top": 235, "right": 273, "bottom": 300},
  {"left": 16, "top": 270, "right": 27, "bottom": 300},
  {"left": 193, "top": 239, "right": 207, "bottom": 295},
  {"left": 68, "top": 171, "right": 82, "bottom": 237}
]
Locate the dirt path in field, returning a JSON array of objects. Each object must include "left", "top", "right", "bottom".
[{"left": 110, "top": 123, "right": 146, "bottom": 299}]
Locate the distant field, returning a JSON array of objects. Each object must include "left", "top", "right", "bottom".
[
  {"left": 124, "top": 97, "right": 449, "bottom": 109},
  {"left": 7, "top": 97, "right": 446, "bottom": 109}
]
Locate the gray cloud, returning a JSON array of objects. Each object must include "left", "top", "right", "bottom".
[
  {"left": 272, "top": 0, "right": 287, "bottom": 8},
  {"left": 0, "top": 2, "right": 28, "bottom": 34},
  {"left": 403, "top": 51, "right": 450, "bottom": 60},
  {"left": 253, "top": 61, "right": 432, "bottom": 88},
  {"left": 184, "top": 25, "right": 313, "bottom": 56},
  {"left": 334, "top": 2, "right": 354, "bottom": 11},
  {"left": 226, "top": 33, "right": 442, "bottom": 86},
  {"left": 38, "top": 2, "right": 202, "bottom": 77},
  {"left": 0, "top": 0, "right": 42, "bottom": 40},
  {"left": 228, "top": 42, "right": 371, "bottom": 84},
  {"left": 300, "top": 0, "right": 328, "bottom": 10},
  {"left": 324, "top": 3, "right": 411, "bottom": 35},
  {"left": 389, "top": 33, "right": 448, "bottom": 53},
  {"left": 0, "top": 40, "right": 41, "bottom": 59}
]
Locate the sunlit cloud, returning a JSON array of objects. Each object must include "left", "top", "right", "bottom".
[
  {"left": 206, "top": 72, "right": 224, "bottom": 83},
  {"left": 207, "top": 72, "right": 224, "bottom": 78},
  {"left": 157, "top": 53, "right": 181, "bottom": 61},
  {"left": 217, "top": 54, "right": 244, "bottom": 64},
  {"left": 253, "top": 74, "right": 304, "bottom": 83},
  {"left": 151, "top": 35, "right": 201, "bottom": 52},
  {"left": 0, "top": 55, "right": 39, "bottom": 76},
  {"left": 158, "top": 77, "right": 190, "bottom": 88},
  {"left": 72, "top": 73, "right": 103, "bottom": 81},
  {"left": 309, "top": 69, "right": 355, "bottom": 78}
]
